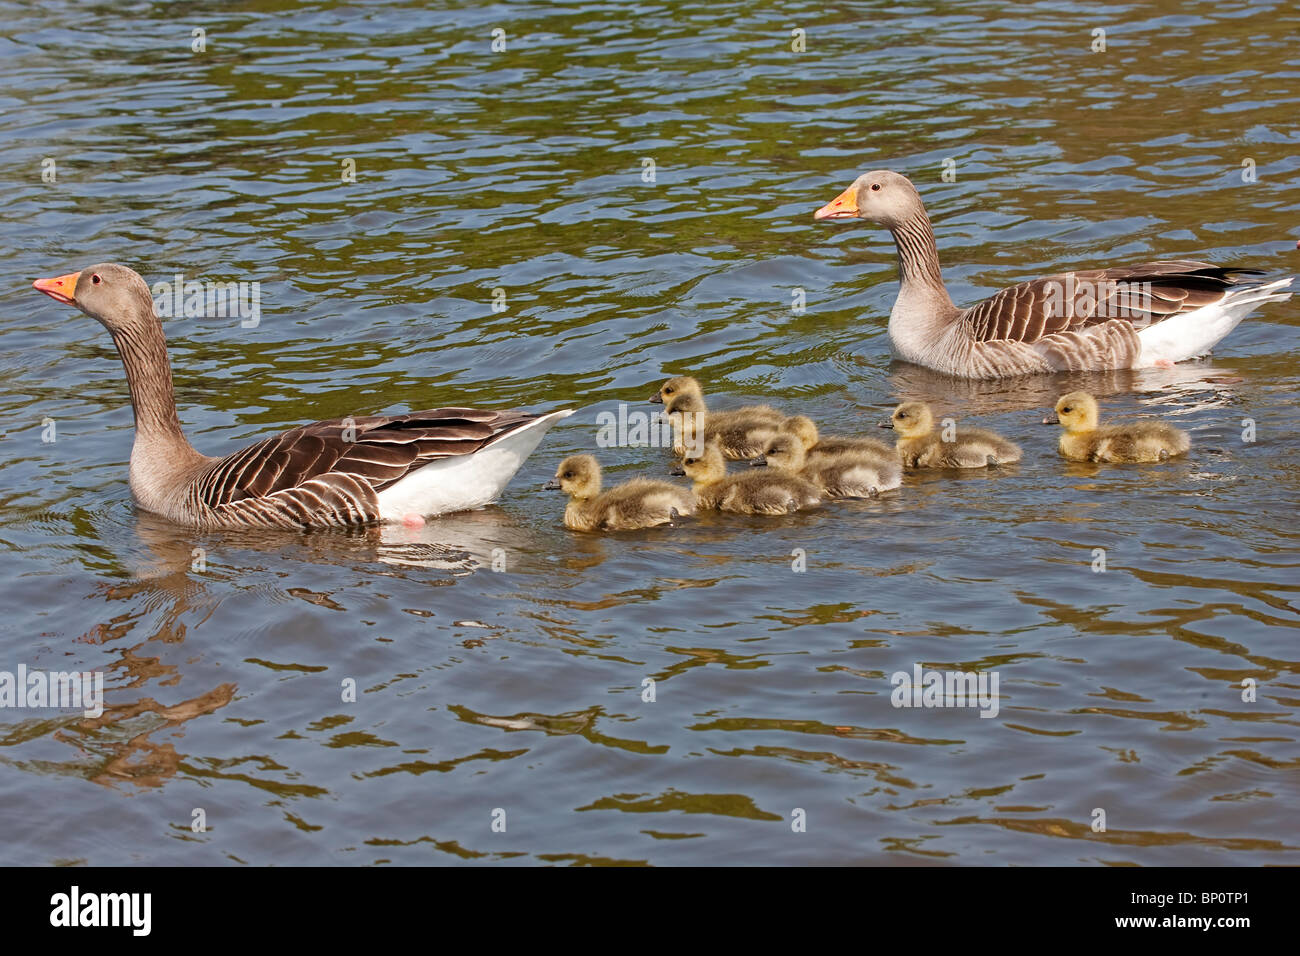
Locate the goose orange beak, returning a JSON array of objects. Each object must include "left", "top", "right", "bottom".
[
  {"left": 34, "top": 271, "right": 81, "bottom": 305},
  {"left": 814, "top": 185, "right": 860, "bottom": 221}
]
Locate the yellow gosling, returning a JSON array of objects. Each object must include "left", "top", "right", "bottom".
[
  {"left": 546, "top": 454, "right": 695, "bottom": 531},
  {"left": 1050, "top": 392, "right": 1190, "bottom": 462},
  {"left": 652, "top": 375, "right": 785, "bottom": 460},
  {"left": 783, "top": 415, "right": 895, "bottom": 465},
  {"left": 886, "top": 401, "right": 1022, "bottom": 469},
  {"left": 672, "top": 444, "right": 820, "bottom": 515},
  {"left": 758, "top": 431, "right": 901, "bottom": 498}
]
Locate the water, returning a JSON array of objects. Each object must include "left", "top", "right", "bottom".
[{"left": 1, "top": 0, "right": 1297, "bottom": 865}]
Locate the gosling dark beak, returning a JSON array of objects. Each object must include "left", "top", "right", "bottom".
[
  {"left": 750, "top": 456, "right": 768, "bottom": 467},
  {"left": 648, "top": 392, "right": 663, "bottom": 404},
  {"left": 543, "top": 478, "right": 561, "bottom": 490},
  {"left": 669, "top": 464, "right": 685, "bottom": 476},
  {"left": 1042, "top": 415, "right": 1060, "bottom": 425},
  {"left": 877, "top": 421, "right": 894, "bottom": 429}
]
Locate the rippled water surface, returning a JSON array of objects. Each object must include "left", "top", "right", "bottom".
[{"left": 1, "top": 0, "right": 1298, "bottom": 865}]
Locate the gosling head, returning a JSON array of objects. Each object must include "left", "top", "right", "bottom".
[
  {"left": 783, "top": 415, "right": 820, "bottom": 452},
  {"left": 672, "top": 444, "right": 726, "bottom": 483},
  {"left": 662, "top": 389, "right": 706, "bottom": 417},
  {"left": 33, "top": 262, "right": 158, "bottom": 335},
  {"left": 545, "top": 455, "right": 602, "bottom": 499},
  {"left": 754, "top": 433, "right": 806, "bottom": 471},
  {"left": 888, "top": 401, "right": 935, "bottom": 439},
  {"left": 649, "top": 375, "right": 703, "bottom": 406},
  {"left": 813, "top": 170, "right": 926, "bottom": 230},
  {"left": 1052, "top": 392, "right": 1100, "bottom": 432}
]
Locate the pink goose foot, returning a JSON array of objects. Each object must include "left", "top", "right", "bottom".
[
  {"left": 1153, "top": 358, "right": 1174, "bottom": 368},
  {"left": 401, "top": 512, "right": 426, "bottom": 529}
]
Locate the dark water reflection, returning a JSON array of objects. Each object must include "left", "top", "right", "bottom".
[{"left": 0, "top": 0, "right": 1298, "bottom": 864}]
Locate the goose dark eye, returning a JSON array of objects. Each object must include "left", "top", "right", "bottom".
[
  {"left": 897, "top": 412, "right": 907, "bottom": 419},
  {"left": 1062, "top": 407, "right": 1072, "bottom": 414},
  {"left": 664, "top": 387, "right": 674, "bottom": 394},
  {"left": 563, "top": 471, "right": 573, "bottom": 479},
  {"left": 871, "top": 183, "right": 882, "bottom": 191},
  {"left": 91, "top": 274, "right": 102, "bottom": 284}
]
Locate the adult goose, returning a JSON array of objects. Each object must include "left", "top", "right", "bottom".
[
  {"left": 32, "top": 263, "right": 572, "bottom": 530},
  {"left": 814, "top": 170, "right": 1294, "bottom": 379}
]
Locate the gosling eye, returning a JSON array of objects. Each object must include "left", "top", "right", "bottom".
[
  {"left": 1061, "top": 407, "right": 1072, "bottom": 414},
  {"left": 563, "top": 471, "right": 573, "bottom": 479},
  {"left": 685, "top": 458, "right": 698, "bottom": 465},
  {"left": 91, "top": 274, "right": 102, "bottom": 284},
  {"left": 897, "top": 412, "right": 907, "bottom": 420},
  {"left": 664, "top": 387, "right": 674, "bottom": 394},
  {"left": 871, "top": 183, "right": 882, "bottom": 191}
]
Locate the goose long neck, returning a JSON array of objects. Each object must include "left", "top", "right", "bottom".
[
  {"left": 891, "top": 209, "right": 952, "bottom": 305},
  {"left": 108, "top": 319, "right": 193, "bottom": 451}
]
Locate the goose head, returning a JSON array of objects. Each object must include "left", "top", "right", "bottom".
[
  {"left": 545, "top": 454, "right": 602, "bottom": 499},
  {"left": 1051, "top": 392, "right": 1100, "bottom": 432},
  {"left": 649, "top": 375, "right": 703, "bottom": 405},
  {"left": 783, "top": 415, "right": 820, "bottom": 452},
  {"left": 813, "top": 170, "right": 924, "bottom": 229},
  {"left": 886, "top": 401, "right": 934, "bottom": 439},
  {"left": 671, "top": 444, "right": 726, "bottom": 483},
  {"left": 33, "top": 263, "right": 156, "bottom": 333},
  {"left": 753, "top": 432, "right": 805, "bottom": 471}
]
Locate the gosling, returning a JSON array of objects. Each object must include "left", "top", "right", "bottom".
[
  {"left": 546, "top": 455, "right": 695, "bottom": 531},
  {"left": 783, "top": 415, "right": 895, "bottom": 465},
  {"left": 885, "top": 402, "right": 1022, "bottom": 469},
  {"left": 756, "top": 432, "right": 902, "bottom": 499},
  {"left": 1048, "top": 392, "right": 1191, "bottom": 463},
  {"left": 672, "top": 445, "right": 820, "bottom": 515},
  {"left": 653, "top": 376, "right": 785, "bottom": 460}
]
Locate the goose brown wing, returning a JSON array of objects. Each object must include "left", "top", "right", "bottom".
[
  {"left": 194, "top": 407, "right": 538, "bottom": 508},
  {"left": 961, "top": 260, "right": 1260, "bottom": 343}
]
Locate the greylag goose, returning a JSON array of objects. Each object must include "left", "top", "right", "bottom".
[
  {"left": 33, "top": 263, "right": 572, "bottom": 530},
  {"left": 815, "top": 170, "right": 1294, "bottom": 379},
  {"left": 782, "top": 415, "right": 895, "bottom": 464},
  {"left": 754, "top": 431, "right": 902, "bottom": 498},
  {"left": 651, "top": 376, "right": 785, "bottom": 460},
  {"left": 883, "top": 401, "right": 1022, "bottom": 469},
  {"left": 671, "top": 444, "right": 820, "bottom": 515},
  {"left": 1046, "top": 392, "right": 1190, "bottom": 462},
  {"left": 545, "top": 454, "right": 695, "bottom": 531}
]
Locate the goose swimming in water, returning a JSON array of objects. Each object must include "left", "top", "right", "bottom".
[
  {"left": 815, "top": 170, "right": 1294, "bottom": 379},
  {"left": 32, "top": 263, "right": 571, "bottom": 530}
]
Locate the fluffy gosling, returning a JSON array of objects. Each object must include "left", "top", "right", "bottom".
[
  {"left": 671, "top": 444, "right": 820, "bottom": 515},
  {"left": 783, "top": 415, "right": 895, "bottom": 465},
  {"left": 652, "top": 376, "right": 785, "bottom": 460},
  {"left": 546, "top": 455, "right": 695, "bottom": 531},
  {"left": 885, "top": 402, "right": 1022, "bottom": 469},
  {"left": 757, "top": 431, "right": 901, "bottom": 498},
  {"left": 1048, "top": 392, "right": 1190, "bottom": 462}
]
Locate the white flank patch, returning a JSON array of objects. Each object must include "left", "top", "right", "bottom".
[
  {"left": 1136, "top": 277, "right": 1293, "bottom": 367},
  {"left": 376, "top": 409, "right": 573, "bottom": 521}
]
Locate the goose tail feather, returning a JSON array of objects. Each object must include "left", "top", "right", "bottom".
[{"left": 1136, "top": 276, "right": 1293, "bottom": 366}]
